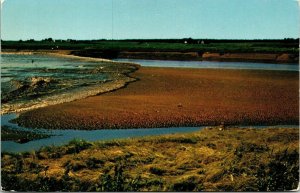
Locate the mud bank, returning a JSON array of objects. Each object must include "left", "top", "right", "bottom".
[{"left": 14, "top": 67, "right": 299, "bottom": 130}]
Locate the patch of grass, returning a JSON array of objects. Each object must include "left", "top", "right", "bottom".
[
  {"left": 267, "top": 132, "right": 299, "bottom": 144},
  {"left": 1, "top": 127, "right": 299, "bottom": 191},
  {"left": 85, "top": 157, "right": 104, "bottom": 169},
  {"left": 63, "top": 160, "right": 87, "bottom": 172},
  {"left": 234, "top": 142, "right": 269, "bottom": 158},
  {"left": 155, "top": 136, "right": 199, "bottom": 144},
  {"left": 96, "top": 140, "right": 126, "bottom": 148},
  {"left": 65, "top": 139, "right": 92, "bottom": 154},
  {"left": 206, "top": 142, "right": 217, "bottom": 149}
]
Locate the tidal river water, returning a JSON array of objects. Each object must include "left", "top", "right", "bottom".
[
  {"left": 115, "top": 58, "right": 299, "bottom": 71},
  {"left": 1, "top": 113, "right": 202, "bottom": 153},
  {"left": 1, "top": 54, "right": 298, "bottom": 153},
  {"left": 1, "top": 54, "right": 135, "bottom": 114}
]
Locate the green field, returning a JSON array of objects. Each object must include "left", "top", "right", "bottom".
[{"left": 2, "top": 39, "right": 299, "bottom": 53}]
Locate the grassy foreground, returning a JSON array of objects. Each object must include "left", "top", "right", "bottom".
[{"left": 1, "top": 127, "right": 299, "bottom": 191}]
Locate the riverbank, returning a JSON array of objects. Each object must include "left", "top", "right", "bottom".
[
  {"left": 2, "top": 126, "right": 298, "bottom": 191},
  {"left": 15, "top": 66, "right": 299, "bottom": 130},
  {"left": 2, "top": 49, "right": 298, "bottom": 63},
  {"left": 2, "top": 38, "right": 299, "bottom": 63},
  {"left": 110, "top": 51, "right": 299, "bottom": 63}
]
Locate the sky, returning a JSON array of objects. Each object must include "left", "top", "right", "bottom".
[{"left": 1, "top": 0, "right": 299, "bottom": 40}]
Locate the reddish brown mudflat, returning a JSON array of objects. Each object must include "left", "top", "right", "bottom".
[{"left": 16, "top": 67, "right": 299, "bottom": 129}]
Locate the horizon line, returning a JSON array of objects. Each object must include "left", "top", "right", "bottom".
[{"left": 1, "top": 37, "right": 299, "bottom": 41}]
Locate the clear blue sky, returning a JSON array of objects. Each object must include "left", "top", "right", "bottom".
[{"left": 1, "top": 0, "right": 299, "bottom": 40}]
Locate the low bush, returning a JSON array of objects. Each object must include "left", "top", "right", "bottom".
[
  {"left": 63, "top": 160, "right": 87, "bottom": 172},
  {"left": 169, "top": 176, "right": 204, "bottom": 191},
  {"left": 156, "top": 136, "right": 198, "bottom": 144},
  {"left": 149, "top": 166, "right": 166, "bottom": 176},
  {"left": 65, "top": 139, "right": 92, "bottom": 154},
  {"left": 85, "top": 157, "right": 104, "bottom": 169},
  {"left": 235, "top": 142, "right": 269, "bottom": 158},
  {"left": 96, "top": 163, "right": 146, "bottom": 191},
  {"left": 256, "top": 149, "right": 299, "bottom": 191}
]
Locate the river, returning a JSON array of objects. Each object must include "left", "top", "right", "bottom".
[
  {"left": 115, "top": 59, "right": 299, "bottom": 71},
  {"left": 1, "top": 54, "right": 299, "bottom": 153},
  {"left": 1, "top": 113, "right": 202, "bottom": 153}
]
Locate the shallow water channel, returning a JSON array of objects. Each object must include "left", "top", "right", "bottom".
[
  {"left": 1, "top": 114, "right": 202, "bottom": 153},
  {"left": 115, "top": 59, "right": 299, "bottom": 71},
  {"left": 1, "top": 114, "right": 298, "bottom": 153}
]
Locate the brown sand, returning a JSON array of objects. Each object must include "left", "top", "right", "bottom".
[{"left": 16, "top": 67, "right": 299, "bottom": 129}]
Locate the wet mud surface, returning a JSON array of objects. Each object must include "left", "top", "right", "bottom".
[
  {"left": 14, "top": 67, "right": 299, "bottom": 130},
  {"left": 1, "top": 54, "right": 139, "bottom": 114}
]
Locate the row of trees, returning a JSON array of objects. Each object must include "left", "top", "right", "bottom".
[
  {"left": 2, "top": 37, "right": 298, "bottom": 43},
  {"left": 17, "top": 38, "right": 77, "bottom": 43}
]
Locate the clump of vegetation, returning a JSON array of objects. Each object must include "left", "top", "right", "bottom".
[
  {"left": 1, "top": 127, "right": 299, "bottom": 191},
  {"left": 234, "top": 142, "right": 269, "bottom": 158},
  {"left": 65, "top": 139, "right": 92, "bottom": 154},
  {"left": 256, "top": 149, "right": 299, "bottom": 191},
  {"left": 155, "top": 136, "right": 199, "bottom": 144},
  {"left": 169, "top": 176, "right": 204, "bottom": 191},
  {"left": 85, "top": 157, "right": 104, "bottom": 169},
  {"left": 149, "top": 166, "right": 166, "bottom": 175},
  {"left": 92, "top": 163, "right": 146, "bottom": 191}
]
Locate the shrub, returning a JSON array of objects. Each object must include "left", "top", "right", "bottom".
[
  {"left": 96, "top": 163, "right": 147, "bottom": 191},
  {"left": 97, "top": 140, "right": 125, "bottom": 148},
  {"left": 63, "top": 160, "right": 87, "bottom": 172},
  {"left": 256, "top": 149, "right": 299, "bottom": 191},
  {"left": 86, "top": 157, "right": 104, "bottom": 169},
  {"left": 146, "top": 178, "right": 164, "bottom": 187},
  {"left": 169, "top": 176, "right": 204, "bottom": 191},
  {"left": 157, "top": 137, "right": 198, "bottom": 144},
  {"left": 125, "top": 175, "right": 145, "bottom": 191},
  {"left": 206, "top": 143, "right": 217, "bottom": 149},
  {"left": 66, "top": 139, "right": 92, "bottom": 154},
  {"left": 235, "top": 142, "right": 269, "bottom": 158},
  {"left": 149, "top": 166, "right": 166, "bottom": 176}
]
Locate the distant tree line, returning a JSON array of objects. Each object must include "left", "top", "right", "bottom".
[{"left": 4, "top": 37, "right": 299, "bottom": 44}]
